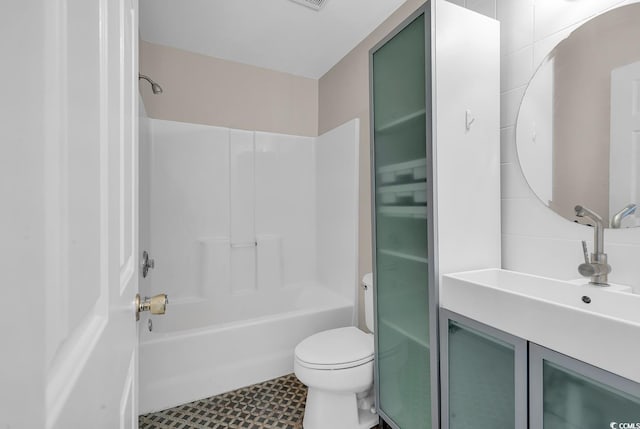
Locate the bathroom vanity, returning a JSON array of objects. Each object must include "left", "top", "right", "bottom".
[
  {"left": 371, "top": 1, "right": 640, "bottom": 428},
  {"left": 440, "top": 269, "right": 640, "bottom": 428},
  {"left": 436, "top": 3, "right": 640, "bottom": 428}
]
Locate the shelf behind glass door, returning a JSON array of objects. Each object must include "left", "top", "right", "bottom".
[{"left": 372, "top": 11, "right": 430, "bottom": 429}]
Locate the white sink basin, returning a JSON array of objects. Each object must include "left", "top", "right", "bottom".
[{"left": 441, "top": 268, "right": 640, "bottom": 382}]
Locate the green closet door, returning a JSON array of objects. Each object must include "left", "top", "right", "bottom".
[{"left": 371, "top": 12, "right": 431, "bottom": 429}]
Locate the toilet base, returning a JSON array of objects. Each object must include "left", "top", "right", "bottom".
[{"left": 302, "top": 387, "right": 378, "bottom": 429}]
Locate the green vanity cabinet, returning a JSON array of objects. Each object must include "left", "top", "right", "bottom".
[
  {"left": 441, "top": 309, "right": 640, "bottom": 429},
  {"left": 440, "top": 310, "right": 528, "bottom": 429},
  {"left": 530, "top": 344, "right": 640, "bottom": 429}
]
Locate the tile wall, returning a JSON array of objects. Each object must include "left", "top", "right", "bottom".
[{"left": 450, "top": 0, "right": 640, "bottom": 291}]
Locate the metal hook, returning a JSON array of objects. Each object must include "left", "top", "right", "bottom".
[{"left": 465, "top": 109, "right": 475, "bottom": 131}]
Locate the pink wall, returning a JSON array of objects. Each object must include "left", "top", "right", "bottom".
[{"left": 140, "top": 41, "right": 318, "bottom": 137}]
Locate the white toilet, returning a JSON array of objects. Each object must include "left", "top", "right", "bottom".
[{"left": 294, "top": 274, "right": 378, "bottom": 429}]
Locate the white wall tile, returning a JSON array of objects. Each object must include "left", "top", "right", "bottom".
[
  {"left": 501, "top": 46, "right": 533, "bottom": 92},
  {"left": 497, "top": 0, "right": 533, "bottom": 55},
  {"left": 501, "top": 197, "right": 587, "bottom": 240},
  {"left": 529, "top": 0, "right": 634, "bottom": 67},
  {"left": 606, "top": 243, "right": 640, "bottom": 291},
  {"left": 500, "top": 86, "right": 526, "bottom": 128},
  {"left": 466, "top": 0, "right": 497, "bottom": 18},
  {"left": 500, "top": 126, "right": 517, "bottom": 164},
  {"left": 605, "top": 225, "right": 640, "bottom": 246},
  {"left": 502, "top": 233, "right": 585, "bottom": 280},
  {"left": 533, "top": 0, "right": 627, "bottom": 42},
  {"left": 500, "top": 163, "right": 532, "bottom": 199},
  {"left": 446, "top": 0, "right": 465, "bottom": 7},
  {"left": 532, "top": 25, "right": 575, "bottom": 67},
  {"left": 496, "top": 0, "right": 640, "bottom": 290},
  {"left": 504, "top": 234, "right": 640, "bottom": 296}
]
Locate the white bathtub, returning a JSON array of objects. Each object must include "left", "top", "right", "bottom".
[
  {"left": 138, "top": 119, "right": 360, "bottom": 414},
  {"left": 139, "top": 284, "right": 354, "bottom": 414}
]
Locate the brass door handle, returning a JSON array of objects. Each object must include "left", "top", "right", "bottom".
[{"left": 135, "top": 293, "right": 168, "bottom": 321}]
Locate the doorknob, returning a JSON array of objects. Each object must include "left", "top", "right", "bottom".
[{"left": 135, "top": 293, "right": 168, "bottom": 321}]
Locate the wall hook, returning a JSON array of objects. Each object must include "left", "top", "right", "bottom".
[{"left": 465, "top": 109, "right": 475, "bottom": 131}]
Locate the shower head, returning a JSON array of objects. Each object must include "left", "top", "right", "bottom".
[
  {"left": 150, "top": 82, "right": 163, "bottom": 94},
  {"left": 139, "top": 74, "right": 163, "bottom": 94}
]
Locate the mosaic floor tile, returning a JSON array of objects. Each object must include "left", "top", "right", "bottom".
[{"left": 139, "top": 373, "right": 381, "bottom": 429}]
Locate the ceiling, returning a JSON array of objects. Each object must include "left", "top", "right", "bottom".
[{"left": 139, "top": 0, "right": 407, "bottom": 79}]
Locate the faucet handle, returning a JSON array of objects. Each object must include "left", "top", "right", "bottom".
[{"left": 581, "top": 240, "right": 590, "bottom": 264}]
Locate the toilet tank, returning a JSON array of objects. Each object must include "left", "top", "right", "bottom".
[{"left": 363, "top": 273, "right": 374, "bottom": 332}]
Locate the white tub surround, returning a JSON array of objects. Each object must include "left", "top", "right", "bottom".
[{"left": 139, "top": 119, "right": 359, "bottom": 413}]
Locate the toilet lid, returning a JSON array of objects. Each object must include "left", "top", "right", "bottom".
[{"left": 295, "top": 327, "right": 374, "bottom": 369}]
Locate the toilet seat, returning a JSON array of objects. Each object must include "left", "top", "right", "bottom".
[
  {"left": 293, "top": 275, "right": 378, "bottom": 429},
  {"left": 295, "top": 327, "right": 374, "bottom": 370}
]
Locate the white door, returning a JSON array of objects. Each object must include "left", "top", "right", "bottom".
[
  {"left": 609, "top": 60, "right": 640, "bottom": 227},
  {"left": 1, "top": 0, "right": 141, "bottom": 428}
]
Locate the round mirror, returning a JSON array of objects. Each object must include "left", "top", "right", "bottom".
[{"left": 515, "top": 3, "right": 640, "bottom": 228}]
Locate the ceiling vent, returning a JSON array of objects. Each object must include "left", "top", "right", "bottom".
[{"left": 289, "top": 0, "right": 327, "bottom": 11}]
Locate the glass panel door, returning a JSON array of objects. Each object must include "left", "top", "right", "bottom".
[
  {"left": 371, "top": 11, "right": 431, "bottom": 429},
  {"left": 442, "top": 311, "right": 527, "bottom": 429},
  {"left": 530, "top": 344, "right": 640, "bottom": 429}
]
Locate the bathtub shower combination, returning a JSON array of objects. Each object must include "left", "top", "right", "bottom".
[{"left": 138, "top": 112, "right": 360, "bottom": 413}]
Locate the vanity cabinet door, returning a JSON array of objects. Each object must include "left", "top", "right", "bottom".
[
  {"left": 440, "top": 310, "right": 528, "bottom": 429},
  {"left": 530, "top": 343, "right": 640, "bottom": 429}
]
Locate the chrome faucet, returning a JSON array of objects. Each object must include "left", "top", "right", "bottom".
[
  {"left": 575, "top": 205, "right": 611, "bottom": 286},
  {"left": 610, "top": 203, "right": 637, "bottom": 228}
]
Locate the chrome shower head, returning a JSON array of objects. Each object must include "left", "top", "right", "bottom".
[
  {"left": 150, "top": 82, "right": 163, "bottom": 94},
  {"left": 139, "top": 74, "right": 163, "bottom": 95}
]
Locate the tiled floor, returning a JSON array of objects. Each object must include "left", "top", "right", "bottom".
[
  {"left": 139, "top": 374, "right": 381, "bottom": 429},
  {"left": 139, "top": 374, "right": 306, "bottom": 429}
]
